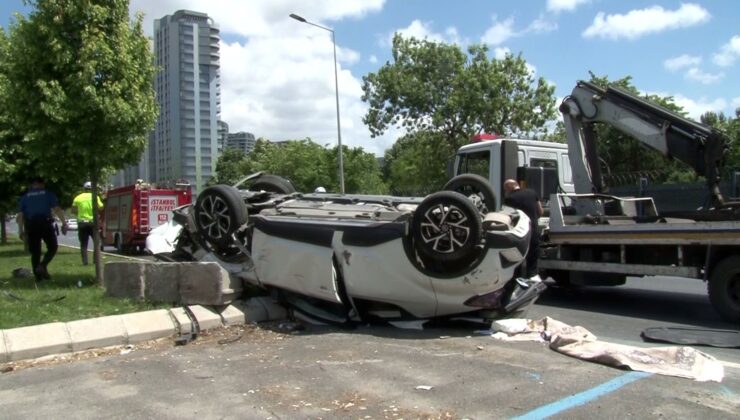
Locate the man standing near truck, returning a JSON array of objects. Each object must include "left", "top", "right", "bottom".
[
  {"left": 72, "top": 181, "right": 103, "bottom": 265},
  {"left": 504, "top": 179, "right": 543, "bottom": 281}
]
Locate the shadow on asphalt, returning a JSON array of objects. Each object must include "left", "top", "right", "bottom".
[
  {"left": 535, "top": 283, "right": 737, "bottom": 330},
  {"left": 261, "top": 318, "right": 492, "bottom": 340}
]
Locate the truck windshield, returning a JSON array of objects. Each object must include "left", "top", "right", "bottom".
[{"left": 457, "top": 151, "right": 490, "bottom": 179}]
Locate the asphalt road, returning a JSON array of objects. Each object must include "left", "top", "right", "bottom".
[
  {"left": 1, "top": 319, "right": 738, "bottom": 419},
  {"left": 530, "top": 276, "right": 739, "bottom": 363}
]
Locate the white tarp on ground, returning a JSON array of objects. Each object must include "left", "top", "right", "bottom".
[{"left": 489, "top": 317, "right": 724, "bottom": 382}]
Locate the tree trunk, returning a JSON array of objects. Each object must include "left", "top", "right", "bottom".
[
  {"left": 92, "top": 176, "right": 104, "bottom": 285},
  {"left": 0, "top": 217, "right": 6, "bottom": 245}
]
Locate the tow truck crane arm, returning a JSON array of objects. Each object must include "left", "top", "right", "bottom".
[{"left": 559, "top": 80, "right": 729, "bottom": 208}]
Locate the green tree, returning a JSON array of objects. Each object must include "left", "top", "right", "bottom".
[
  {"left": 229, "top": 138, "right": 386, "bottom": 194},
  {"left": 242, "top": 139, "right": 333, "bottom": 193},
  {"left": 362, "top": 35, "right": 557, "bottom": 150},
  {"left": 3, "top": 0, "right": 158, "bottom": 282},
  {"left": 333, "top": 145, "right": 388, "bottom": 195},
  {"left": 384, "top": 131, "right": 454, "bottom": 196},
  {"left": 701, "top": 109, "right": 740, "bottom": 172},
  {"left": 212, "top": 148, "right": 248, "bottom": 185}
]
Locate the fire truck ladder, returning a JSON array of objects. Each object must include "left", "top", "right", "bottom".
[{"left": 138, "top": 189, "right": 150, "bottom": 234}]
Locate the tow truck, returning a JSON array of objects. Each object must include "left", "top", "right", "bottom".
[{"left": 454, "top": 81, "right": 739, "bottom": 322}]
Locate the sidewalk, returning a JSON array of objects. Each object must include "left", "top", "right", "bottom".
[{"left": 0, "top": 298, "right": 286, "bottom": 362}]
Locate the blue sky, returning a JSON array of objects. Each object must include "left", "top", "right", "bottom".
[{"left": 2, "top": 0, "right": 739, "bottom": 156}]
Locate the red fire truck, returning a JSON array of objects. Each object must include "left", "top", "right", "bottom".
[{"left": 102, "top": 182, "right": 192, "bottom": 253}]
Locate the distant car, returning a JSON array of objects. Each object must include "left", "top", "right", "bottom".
[
  {"left": 66, "top": 219, "right": 78, "bottom": 231},
  {"left": 147, "top": 173, "right": 545, "bottom": 324}
]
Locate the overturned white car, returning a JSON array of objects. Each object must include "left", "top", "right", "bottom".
[{"left": 147, "top": 173, "right": 544, "bottom": 324}]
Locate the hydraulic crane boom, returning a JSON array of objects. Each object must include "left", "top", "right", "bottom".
[{"left": 559, "top": 80, "right": 729, "bottom": 208}]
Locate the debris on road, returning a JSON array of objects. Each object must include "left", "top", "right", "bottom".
[
  {"left": 415, "top": 385, "right": 434, "bottom": 391},
  {"left": 642, "top": 326, "right": 740, "bottom": 348},
  {"left": 488, "top": 317, "right": 725, "bottom": 382}
]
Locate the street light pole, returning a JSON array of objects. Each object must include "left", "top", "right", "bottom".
[{"left": 289, "top": 13, "right": 345, "bottom": 194}]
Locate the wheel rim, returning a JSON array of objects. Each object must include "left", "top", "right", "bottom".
[
  {"left": 453, "top": 185, "right": 488, "bottom": 213},
  {"left": 419, "top": 203, "right": 471, "bottom": 254},
  {"left": 197, "top": 194, "right": 232, "bottom": 240}
]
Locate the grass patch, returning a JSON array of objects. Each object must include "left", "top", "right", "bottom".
[{"left": 0, "top": 238, "right": 168, "bottom": 329}]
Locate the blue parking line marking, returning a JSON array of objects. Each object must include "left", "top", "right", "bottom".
[{"left": 512, "top": 371, "right": 652, "bottom": 420}]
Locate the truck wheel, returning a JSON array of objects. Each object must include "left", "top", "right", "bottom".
[
  {"left": 443, "top": 174, "right": 497, "bottom": 214},
  {"left": 194, "top": 185, "right": 248, "bottom": 250},
  {"left": 412, "top": 191, "right": 482, "bottom": 263},
  {"left": 114, "top": 235, "right": 123, "bottom": 254},
  {"left": 708, "top": 256, "right": 740, "bottom": 322},
  {"left": 250, "top": 175, "right": 296, "bottom": 194}
]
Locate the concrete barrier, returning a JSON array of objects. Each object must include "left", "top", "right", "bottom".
[
  {"left": 187, "top": 305, "right": 223, "bottom": 331},
  {"left": 103, "top": 262, "right": 146, "bottom": 300},
  {"left": 4, "top": 323, "right": 72, "bottom": 362},
  {"left": 178, "top": 263, "right": 242, "bottom": 305},
  {"left": 0, "top": 331, "right": 8, "bottom": 363},
  {"left": 120, "top": 309, "right": 177, "bottom": 343},
  {"left": 103, "top": 261, "right": 243, "bottom": 306},
  {"left": 67, "top": 315, "right": 127, "bottom": 352}
]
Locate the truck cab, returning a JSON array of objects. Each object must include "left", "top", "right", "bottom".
[{"left": 453, "top": 136, "right": 574, "bottom": 211}]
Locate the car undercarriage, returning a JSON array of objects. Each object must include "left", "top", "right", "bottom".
[{"left": 147, "top": 173, "right": 546, "bottom": 325}]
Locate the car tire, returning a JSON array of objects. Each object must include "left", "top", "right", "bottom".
[
  {"left": 114, "top": 235, "right": 123, "bottom": 254},
  {"left": 708, "top": 256, "right": 740, "bottom": 322},
  {"left": 412, "top": 191, "right": 483, "bottom": 263},
  {"left": 443, "top": 174, "right": 497, "bottom": 214},
  {"left": 250, "top": 174, "right": 296, "bottom": 194},
  {"left": 194, "top": 185, "right": 249, "bottom": 250}
]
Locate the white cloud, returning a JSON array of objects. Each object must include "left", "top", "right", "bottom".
[
  {"left": 480, "top": 14, "right": 556, "bottom": 47},
  {"left": 732, "top": 97, "right": 740, "bottom": 110},
  {"left": 660, "top": 93, "right": 728, "bottom": 120},
  {"left": 386, "top": 19, "right": 462, "bottom": 45},
  {"left": 547, "top": 0, "right": 590, "bottom": 13},
  {"left": 526, "top": 16, "right": 558, "bottom": 33},
  {"left": 368, "top": 54, "right": 378, "bottom": 64},
  {"left": 684, "top": 67, "right": 724, "bottom": 84},
  {"left": 493, "top": 47, "right": 511, "bottom": 60},
  {"left": 129, "top": 0, "right": 397, "bottom": 156},
  {"left": 481, "top": 16, "right": 516, "bottom": 45},
  {"left": 713, "top": 35, "right": 740, "bottom": 67},
  {"left": 582, "top": 3, "right": 710, "bottom": 40},
  {"left": 663, "top": 54, "right": 701, "bottom": 72},
  {"left": 130, "top": 0, "right": 385, "bottom": 38}
]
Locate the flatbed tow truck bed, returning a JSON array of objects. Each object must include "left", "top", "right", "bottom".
[{"left": 538, "top": 194, "right": 740, "bottom": 321}]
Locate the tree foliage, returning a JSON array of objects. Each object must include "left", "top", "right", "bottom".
[
  {"left": 4, "top": 0, "right": 157, "bottom": 182},
  {"left": 213, "top": 139, "right": 387, "bottom": 195},
  {"left": 362, "top": 34, "right": 557, "bottom": 150},
  {"left": 1, "top": 0, "right": 158, "bottom": 279},
  {"left": 383, "top": 131, "right": 454, "bottom": 196},
  {"left": 701, "top": 109, "right": 740, "bottom": 174},
  {"left": 211, "top": 148, "right": 248, "bottom": 186}
]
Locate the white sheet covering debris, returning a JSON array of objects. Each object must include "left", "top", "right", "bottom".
[{"left": 490, "top": 317, "right": 724, "bottom": 382}]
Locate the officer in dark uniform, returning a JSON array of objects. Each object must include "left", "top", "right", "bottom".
[{"left": 17, "top": 177, "right": 68, "bottom": 281}]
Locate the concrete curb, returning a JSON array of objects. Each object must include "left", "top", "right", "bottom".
[{"left": 0, "top": 298, "right": 288, "bottom": 363}]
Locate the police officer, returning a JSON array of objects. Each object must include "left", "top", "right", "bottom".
[
  {"left": 72, "top": 181, "right": 103, "bottom": 265},
  {"left": 17, "top": 177, "right": 68, "bottom": 281}
]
